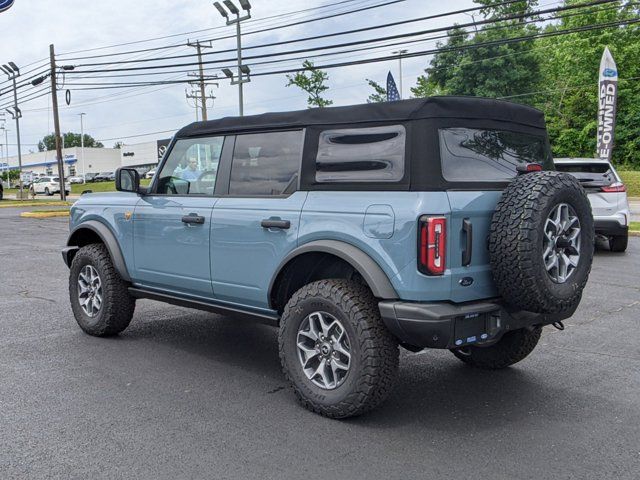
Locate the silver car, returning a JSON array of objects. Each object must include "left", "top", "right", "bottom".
[{"left": 554, "top": 158, "right": 630, "bottom": 252}]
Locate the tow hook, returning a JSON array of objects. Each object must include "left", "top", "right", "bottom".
[{"left": 552, "top": 321, "right": 565, "bottom": 331}]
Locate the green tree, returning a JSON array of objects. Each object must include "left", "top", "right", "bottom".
[
  {"left": 38, "top": 132, "right": 104, "bottom": 152},
  {"left": 286, "top": 60, "right": 333, "bottom": 108},
  {"left": 412, "top": 19, "right": 540, "bottom": 100},
  {"left": 532, "top": 0, "right": 640, "bottom": 166},
  {"left": 366, "top": 79, "right": 387, "bottom": 103}
]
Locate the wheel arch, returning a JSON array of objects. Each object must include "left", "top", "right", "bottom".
[
  {"left": 269, "top": 240, "right": 398, "bottom": 313},
  {"left": 64, "top": 220, "right": 131, "bottom": 282}
]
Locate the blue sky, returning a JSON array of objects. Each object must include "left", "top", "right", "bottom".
[{"left": 0, "top": 0, "right": 475, "bottom": 154}]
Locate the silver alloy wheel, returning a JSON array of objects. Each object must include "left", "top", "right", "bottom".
[
  {"left": 77, "top": 265, "right": 103, "bottom": 317},
  {"left": 543, "top": 203, "right": 581, "bottom": 284},
  {"left": 296, "top": 311, "right": 351, "bottom": 390}
]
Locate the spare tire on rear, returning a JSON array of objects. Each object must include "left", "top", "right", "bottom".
[{"left": 489, "top": 171, "right": 593, "bottom": 314}]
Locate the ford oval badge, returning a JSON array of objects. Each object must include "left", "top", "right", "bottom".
[{"left": 459, "top": 277, "right": 474, "bottom": 287}]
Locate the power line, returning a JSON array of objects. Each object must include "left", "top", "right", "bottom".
[
  {"left": 57, "top": 0, "right": 406, "bottom": 61},
  {"left": 67, "top": 0, "right": 544, "bottom": 67},
  {"left": 63, "top": 10, "right": 634, "bottom": 89},
  {"left": 57, "top": 1, "right": 621, "bottom": 84},
  {"left": 64, "top": 0, "right": 617, "bottom": 76}
]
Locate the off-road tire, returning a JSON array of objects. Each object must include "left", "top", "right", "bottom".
[
  {"left": 279, "top": 279, "right": 399, "bottom": 419},
  {"left": 69, "top": 243, "right": 135, "bottom": 336},
  {"left": 489, "top": 171, "right": 594, "bottom": 314},
  {"left": 450, "top": 327, "right": 542, "bottom": 369},
  {"left": 610, "top": 234, "right": 628, "bottom": 253}
]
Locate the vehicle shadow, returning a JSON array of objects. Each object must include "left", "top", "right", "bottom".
[{"left": 119, "top": 307, "right": 590, "bottom": 430}]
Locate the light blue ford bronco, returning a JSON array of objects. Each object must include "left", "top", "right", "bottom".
[{"left": 63, "top": 97, "right": 594, "bottom": 418}]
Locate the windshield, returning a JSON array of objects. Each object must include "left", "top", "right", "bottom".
[
  {"left": 555, "top": 162, "right": 615, "bottom": 187},
  {"left": 439, "top": 127, "right": 553, "bottom": 182}
]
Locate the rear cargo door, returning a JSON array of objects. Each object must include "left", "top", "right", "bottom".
[{"left": 446, "top": 192, "right": 501, "bottom": 302}]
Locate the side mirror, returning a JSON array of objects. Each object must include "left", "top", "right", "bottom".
[{"left": 115, "top": 167, "right": 141, "bottom": 193}]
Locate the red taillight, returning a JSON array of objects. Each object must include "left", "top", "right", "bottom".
[
  {"left": 526, "top": 163, "right": 542, "bottom": 172},
  {"left": 601, "top": 182, "right": 626, "bottom": 193},
  {"left": 418, "top": 216, "right": 446, "bottom": 275}
]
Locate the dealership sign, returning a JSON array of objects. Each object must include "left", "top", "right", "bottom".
[
  {"left": 0, "top": 0, "right": 15, "bottom": 13},
  {"left": 597, "top": 47, "right": 618, "bottom": 162}
]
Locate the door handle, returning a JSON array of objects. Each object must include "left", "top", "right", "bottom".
[
  {"left": 261, "top": 219, "right": 291, "bottom": 229},
  {"left": 462, "top": 218, "right": 473, "bottom": 267},
  {"left": 182, "top": 213, "right": 205, "bottom": 225}
]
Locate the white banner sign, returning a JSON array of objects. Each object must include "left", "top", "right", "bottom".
[{"left": 597, "top": 47, "right": 618, "bottom": 161}]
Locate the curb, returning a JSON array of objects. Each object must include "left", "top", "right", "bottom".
[
  {"left": 1, "top": 201, "right": 71, "bottom": 209},
  {"left": 20, "top": 211, "right": 70, "bottom": 219}
]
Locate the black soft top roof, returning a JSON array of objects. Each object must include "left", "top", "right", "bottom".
[{"left": 176, "top": 96, "right": 546, "bottom": 138}]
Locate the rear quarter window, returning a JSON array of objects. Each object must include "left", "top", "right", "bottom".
[
  {"left": 439, "top": 127, "right": 552, "bottom": 182},
  {"left": 315, "top": 125, "right": 405, "bottom": 183}
]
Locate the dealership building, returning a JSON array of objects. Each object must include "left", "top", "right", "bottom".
[{"left": 2, "top": 139, "right": 171, "bottom": 178}]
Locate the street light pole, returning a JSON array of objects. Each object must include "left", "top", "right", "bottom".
[
  {"left": 79, "top": 113, "right": 86, "bottom": 183},
  {"left": 392, "top": 49, "right": 408, "bottom": 99},
  {"left": 214, "top": 0, "right": 252, "bottom": 117},
  {"left": 1, "top": 62, "right": 24, "bottom": 198}
]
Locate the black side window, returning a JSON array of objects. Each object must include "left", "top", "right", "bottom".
[
  {"left": 229, "top": 131, "right": 303, "bottom": 196},
  {"left": 315, "top": 125, "right": 406, "bottom": 183}
]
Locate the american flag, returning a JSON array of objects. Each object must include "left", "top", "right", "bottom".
[{"left": 386, "top": 71, "right": 401, "bottom": 102}]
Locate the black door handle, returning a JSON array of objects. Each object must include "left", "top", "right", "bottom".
[
  {"left": 182, "top": 213, "right": 205, "bottom": 225},
  {"left": 261, "top": 219, "right": 291, "bottom": 229},
  {"left": 462, "top": 219, "right": 473, "bottom": 266}
]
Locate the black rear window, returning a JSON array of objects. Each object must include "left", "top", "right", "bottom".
[
  {"left": 439, "top": 128, "right": 552, "bottom": 182},
  {"left": 555, "top": 162, "right": 615, "bottom": 188}
]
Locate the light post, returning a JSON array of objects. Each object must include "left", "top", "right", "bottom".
[
  {"left": 79, "top": 113, "right": 86, "bottom": 182},
  {"left": 391, "top": 49, "right": 408, "bottom": 99},
  {"left": 214, "top": 0, "right": 252, "bottom": 116},
  {"left": 1, "top": 62, "right": 23, "bottom": 198}
]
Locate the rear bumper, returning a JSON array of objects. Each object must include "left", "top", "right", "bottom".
[
  {"left": 379, "top": 299, "right": 576, "bottom": 349},
  {"left": 594, "top": 218, "right": 628, "bottom": 237}
]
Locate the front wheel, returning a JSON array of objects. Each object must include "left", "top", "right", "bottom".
[
  {"left": 69, "top": 243, "right": 135, "bottom": 336},
  {"left": 279, "top": 279, "right": 398, "bottom": 419},
  {"left": 450, "top": 327, "right": 542, "bottom": 369}
]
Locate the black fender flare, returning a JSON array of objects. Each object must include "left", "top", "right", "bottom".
[
  {"left": 269, "top": 240, "right": 398, "bottom": 305},
  {"left": 64, "top": 220, "right": 131, "bottom": 282}
]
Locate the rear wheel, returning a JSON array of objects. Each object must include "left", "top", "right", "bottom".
[
  {"left": 279, "top": 279, "right": 398, "bottom": 419},
  {"left": 609, "top": 234, "right": 628, "bottom": 252},
  {"left": 451, "top": 327, "right": 542, "bottom": 369},
  {"left": 69, "top": 243, "right": 135, "bottom": 336}
]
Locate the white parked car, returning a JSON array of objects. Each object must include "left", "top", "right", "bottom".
[
  {"left": 69, "top": 176, "right": 85, "bottom": 184},
  {"left": 31, "top": 176, "right": 70, "bottom": 196},
  {"left": 145, "top": 169, "right": 156, "bottom": 179},
  {"left": 554, "top": 158, "right": 630, "bottom": 252}
]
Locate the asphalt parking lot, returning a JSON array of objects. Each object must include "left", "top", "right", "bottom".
[{"left": 1, "top": 207, "right": 639, "bottom": 479}]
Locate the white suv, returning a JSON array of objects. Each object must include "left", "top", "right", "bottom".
[
  {"left": 31, "top": 176, "right": 70, "bottom": 196},
  {"left": 554, "top": 158, "right": 630, "bottom": 252}
]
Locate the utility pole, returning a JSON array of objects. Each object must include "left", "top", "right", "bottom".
[
  {"left": 187, "top": 40, "right": 214, "bottom": 121},
  {"left": 391, "top": 49, "right": 408, "bottom": 99},
  {"left": 79, "top": 113, "right": 86, "bottom": 182},
  {"left": 49, "top": 44, "right": 66, "bottom": 201},
  {"left": 185, "top": 85, "right": 218, "bottom": 122},
  {"left": 1, "top": 62, "right": 23, "bottom": 198},
  {"left": 215, "top": 1, "right": 252, "bottom": 116}
]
